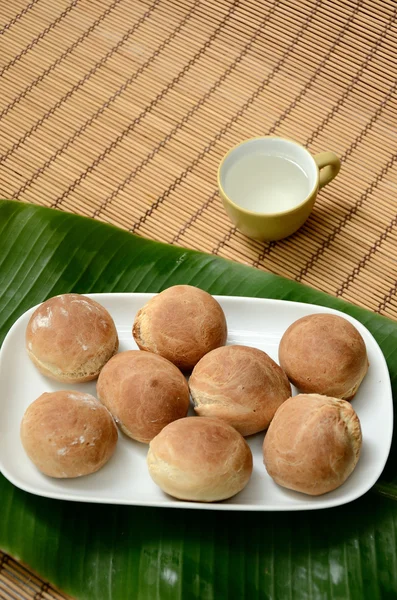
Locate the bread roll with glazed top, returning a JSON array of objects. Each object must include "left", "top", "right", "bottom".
[
  {"left": 147, "top": 417, "right": 253, "bottom": 502},
  {"left": 97, "top": 350, "right": 190, "bottom": 443},
  {"left": 20, "top": 391, "right": 118, "bottom": 478},
  {"left": 279, "top": 313, "right": 368, "bottom": 400},
  {"left": 26, "top": 294, "right": 118, "bottom": 383},
  {"left": 132, "top": 285, "right": 227, "bottom": 371},
  {"left": 189, "top": 345, "right": 291, "bottom": 435},
  {"left": 263, "top": 394, "right": 362, "bottom": 495}
]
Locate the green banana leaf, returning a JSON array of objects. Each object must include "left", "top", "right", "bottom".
[{"left": 0, "top": 199, "right": 396, "bottom": 600}]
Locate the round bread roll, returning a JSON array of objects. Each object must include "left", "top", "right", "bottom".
[
  {"left": 263, "top": 394, "right": 362, "bottom": 495},
  {"left": 20, "top": 391, "right": 118, "bottom": 478},
  {"left": 132, "top": 285, "right": 227, "bottom": 371},
  {"left": 26, "top": 294, "right": 119, "bottom": 383},
  {"left": 147, "top": 417, "right": 253, "bottom": 502},
  {"left": 189, "top": 345, "right": 291, "bottom": 436},
  {"left": 279, "top": 314, "right": 368, "bottom": 400},
  {"left": 97, "top": 350, "right": 190, "bottom": 443}
]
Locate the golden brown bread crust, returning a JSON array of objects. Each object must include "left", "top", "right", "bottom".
[
  {"left": 132, "top": 285, "right": 227, "bottom": 371},
  {"left": 20, "top": 391, "right": 118, "bottom": 478},
  {"left": 263, "top": 393, "right": 362, "bottom": 495},
  {"left": 96, "top": 350, "right": 190, "bottom": 443},
  {"left": 278, "top": 314, "right": 369, "bottom": 400},
  {"left": 147, "top": 417, "right": 253, "bottom": 502},
  {"left": 26, "top": 294, "right": 119, "bottom": 383},
  {"left": 189, "top": 345, "right": 291, "bottom": 436}
]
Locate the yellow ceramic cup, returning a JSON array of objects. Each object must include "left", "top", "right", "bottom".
[{"left": 218, "top": 137, "right": 341, "bottom": 242}]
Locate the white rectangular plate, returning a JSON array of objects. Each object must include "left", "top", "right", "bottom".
[{"left": 0, "top": 294, "right": 393, "bottom": 510}]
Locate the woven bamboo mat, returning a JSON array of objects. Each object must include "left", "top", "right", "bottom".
[
  {"left": 0, "top": 551, "right": 72, "bottom": 600},
  {"left": 0, "top": 0, "right": 397, "bottom": 598},
  {"left": 1, "top": 0, "right": 397, "bottom": 318}
]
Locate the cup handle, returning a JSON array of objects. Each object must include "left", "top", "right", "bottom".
[{"left": 314, "top": 152, "right": 341, "bottom": 189}]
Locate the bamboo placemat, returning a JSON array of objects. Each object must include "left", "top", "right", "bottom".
[
  {"left": 0, "top": 551, "right": 72, "bottom": 600},
  {"left": 0, "top": 0, "right": 397, "bottom": 598}
]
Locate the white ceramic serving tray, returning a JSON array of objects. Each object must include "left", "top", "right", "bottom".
[{"left": 0, "top": 294, "right": 393, "bottom": 511}]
